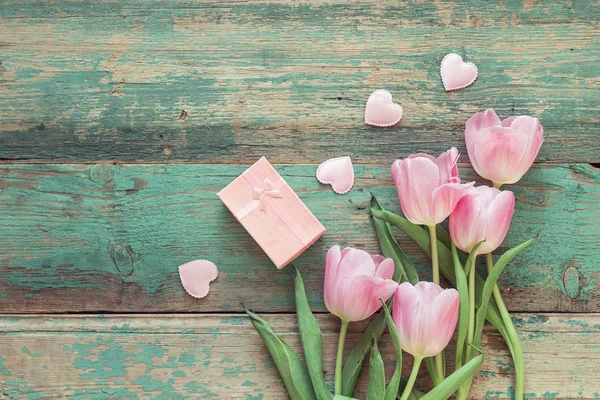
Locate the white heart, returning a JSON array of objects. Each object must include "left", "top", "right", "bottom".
[
  {"left": 178, "top": 259, "right": 219, "bottom": 299},
  {"left": 316, "top": 156, "right": 355, "bottom": 195},
  {"left": 440, "top": 53, "right": 478, "bottom": 91},
  {"left": 364, "top": 90, "right": 404, "bottom": 127}
]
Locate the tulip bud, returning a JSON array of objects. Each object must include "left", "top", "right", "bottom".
[
  {"left": 392, "top": 282, "right": 459, "bottom": 359},
  {"left": 391, "top": 148, "right": 473, "bottom": 226},
  {"left": 465, "top": 109, "right": 543, "bottom": 187},
  {"left": 324, "top": 246, "right": 398, "bottom": 322},
  {"left": 449, "top": 186, "right": 515, "bottom": 255}
]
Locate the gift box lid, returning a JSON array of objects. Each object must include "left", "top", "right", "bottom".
[{"left": 217, "top": 157, "right": 326, "bottom": 268}]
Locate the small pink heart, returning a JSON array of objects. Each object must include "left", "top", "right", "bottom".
[
  {"left": 316, "top": 156, "right": 355, "bottom": 195},
  {"left": 178, "top": 259, "right": 218, "bottom": 299},
  {"left": 440, "top": 53, "right": 478, "bottom": 91},
  {"left": 364, "top": 89, "right": 403, "bottom": 127}
]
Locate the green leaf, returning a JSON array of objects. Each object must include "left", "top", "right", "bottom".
[
  {"left": 370, "top": 197, "right": 444, "bottom": 386},
  {"left": 436, "top": 224, "right": 468, "bottom": 265},
  {"left": 472, "top": 239, "right": 535, "bottom": 351},
  {"left": 451, "top": 243, "right": 469, "bottom": 371},
  {"left": 367, "top": 338, "right": 386, "bottom": 400},
  {"left": 397, "top": 380, "right": 426, "bottom": 399},
  {"left": 371, "top": 209, "right": 510, "bottom": 341},
  {"left": 370, "top": 194, "right": 419, "bottom": 283},
  {"left": 343, "top": 196, "right": 418, "bottom": 397},
  {"left": 397, "top": 392, "right": 425, "bottom": 400},
  {"left": 462, "top": 241, "right": 484, "bottom": 278},
  {"left": 333, "top": 396, "right": 360, "bottom": 400},
  {"left": 294, "top": 267, "right": 333, "bottom": 400},
  {"left": 244, "top": 307, "right": 317, "bottom": 400},
  {"left": 381, "top": 302, "right": 402, "bottom": 400},
  {"left": 341, "top": 311, "right": 387, "bottom": 396},
  {"left": 419, "top": 355, "right": 484, "bottom": 400},
  {"left": 423, "top": 356, "right": 443, "bottom": 387}
]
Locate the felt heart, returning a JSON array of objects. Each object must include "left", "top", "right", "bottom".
[
  {"left": 178, "top": 259, "right": 218, "bottom": 299},
  {"left": 316, "top": 156, "right": 355, "bottom": 194},
  {"left": 440, "top": 53, "right": 478, "bottom": 91},
  {"left": 364, "top": 89, "right": 403, "bottom": 127}
]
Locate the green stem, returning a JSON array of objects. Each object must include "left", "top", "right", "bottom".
[
  {"left": 466, "top": 254, "right": 477, "bottom": 361},
  {"left": 335, "top": 319, "right": 349, "bottom": 395},
  {"left": 399, "top": 357, "right": 423, "bottom": 400},
  {"left": 486, "top": 253, "right": 524, "bottom": 400},
  {"left": 428, "top": 225, "right": 444, "bottom": 382},
  {"left": 428, "top": 224, "right": 440, "bottom": 284}
]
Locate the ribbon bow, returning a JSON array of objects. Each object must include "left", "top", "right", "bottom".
[
  {"left": 253, "top": 179, "right": 284, "bottom": 212},
  {"left": 233, "top": 169, "right": 311, "bottom": 246}
]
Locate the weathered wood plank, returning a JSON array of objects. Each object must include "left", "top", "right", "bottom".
[
  {"left": 0, "top": 313, "right": 598, "bottom": 399},
  {"left": 1, "top": 1, "right": 599, "bottom": 163},
  {"left": 1, "top": 163, "right": 598, "bottom": 313}
]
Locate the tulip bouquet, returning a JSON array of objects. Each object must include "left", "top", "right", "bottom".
[{"left": 244, "top": 109, "right": 543, "bottom": 399}]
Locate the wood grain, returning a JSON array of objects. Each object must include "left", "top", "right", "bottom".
[
  {"left": 1, "top": 1, "right": 600, "bottom": 163},
  {"left": 1, "top": 163, "right": 598, "bottom": 314},
  {"left": 1, "top": 1, "right": 599, "bottom": 397},
  {"left": 0, "top": 313, "right": 598, "bottom": 399}
]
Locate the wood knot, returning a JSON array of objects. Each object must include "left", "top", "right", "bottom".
[
  {"left": 562, "top": 263, "right": 581, "bottom": 299},
  {"left": 89, "top": 164, "right": 114, "bottom": 184},
  {"left": 110, "top": 244, "right": 136, "bottom": 277}
]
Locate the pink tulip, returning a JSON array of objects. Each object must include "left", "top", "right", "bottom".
[
  {"left": 324, "top": 245, "right": 398, "bottom": 322},
  {"left": 465, "top": 109, "right": 543, "bottom": 187},
  {"left": 391, "top": 148, "right": 472, "bottom": 226},
  {"left": 449, "top": 186, "right": 515, "bottom": 255},
  {"left": 392, "top": 281, "right": 459, "bottom": 359}
]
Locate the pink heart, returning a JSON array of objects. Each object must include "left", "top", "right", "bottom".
[
  {"left": 316, "top": 156, "right": 355, "bottom": 195},
  {"left": 440, "top": 53, "right": 478, "bottom": 91},
  {"left": 364, "top": 90, "right": 403, "bottom": 127},
  {"left": 178, "top": 259, "right": 218, "bottom": 299}
]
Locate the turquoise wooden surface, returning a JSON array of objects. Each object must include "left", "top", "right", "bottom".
[
  {"left": 1, "top": 1, "right": 599, "bottom": 163},
  {"left": 0, "top": 164, "right": 598, "bottom": 314},
  {"left": 0, "top": 314, "right": 599, "bottom": 399},
  {"left": 1, "top": 0, "right": 599, "bottom": 398}
]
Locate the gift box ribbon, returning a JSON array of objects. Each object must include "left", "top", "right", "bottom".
[{"left": 235, "top": 170, "right": 311, "bottom": 245}]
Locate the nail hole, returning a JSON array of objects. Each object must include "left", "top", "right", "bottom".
[{"left": 178, "top": 109, "right": 189, "bottom": 121}]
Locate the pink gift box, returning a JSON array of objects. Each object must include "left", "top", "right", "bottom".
[{"left": 217, "top": 157, "right": 326, "bottom": 269}]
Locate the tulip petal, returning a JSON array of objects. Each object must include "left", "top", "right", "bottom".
[
  {"left": 467, "top": 111, "right": 544, "bottom": 186},
  {"left": 342, "top": 275, "right": 398, "bottom": 322},
  {"left": 337, "top": 247, "right": 377, "bottom": 280},
  {"left": 472, "top": 126, "right": 531, "bottom": 184},
  {"left": 326, "top": 248, "right": 379, "bottom": 320},
  {"left": 324, "top": 245, "right": 342, "bottom": 315},
  {"left": 450, "top": 186, "right": 515, "bottom": 255},
  {"left": 480, "top": 190, "right": 515, "bottom": 253},
  {"left": 393, "top": 283, "right": 420, "bottom": 356},
  {"left": 393, "top": 282, "right": 460, "bottom": 359},
  {"left": 430, "top": 182, "right": 472, "bottom": 225},
  {"left": 371, "top": 255, "right": 386, "bottom": 269},
  {"left": 501, "top": 116, "right": 518, "bottom": 127},
  {"left": 374, "top": 258, "right": 395, "bottom": 280},
  {"left": 395, "top": 157, "right": 441, "bottom": 225},
  {"left": 508, "top": 116, "right": 544, "bottom": 173},
  {"left": 449, "top": 190, "right": 487, "bottom": 254},
  {"left": 325, "top": 245, "right": 342, "bottom": 284},
  {"left": 434, "top": 147, "right": 460, "bottom": 184},
  {"left": 465, "top": 109, "right": 501, "bottom": 156},
  {"left": 429, "top": 289, "right": 460, "bottom": 357}
]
